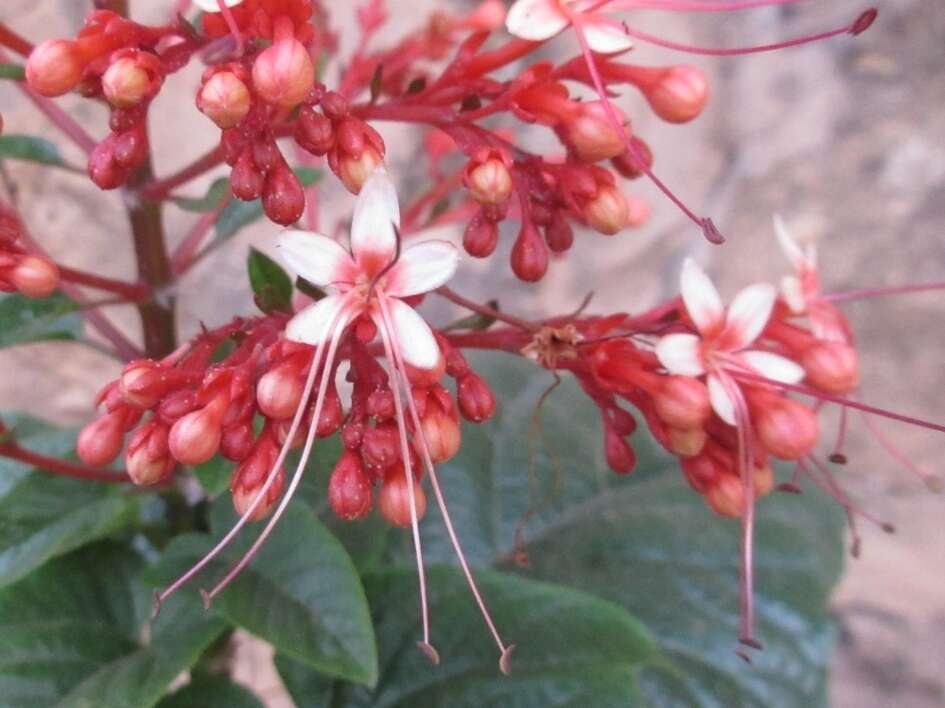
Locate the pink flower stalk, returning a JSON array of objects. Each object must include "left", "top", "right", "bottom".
[{"left": 153, "top": 168, "right": 513, "bottom": 672}]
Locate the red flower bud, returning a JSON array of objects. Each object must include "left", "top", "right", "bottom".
[
  {"left": 335, "top": 145, "right": 383, "bottom": 194},
  {"left": 801, "top": 341, "right": 860, "bottom": 395},
  {"left": 295, "top": 106, "right": 334, "bottom": 155},
  {"left": 197, "top": 71, "right": 252, "bottom": 129},
  {"left": 465, "top": 156, "right": 513, "bottom": 205},
  {"left": 681, "top": 451, "right": 722, "bottom": 494},
  {"left": 26, "top": 40, "right": 84, "bottom": 97},
  {"left": 221, "top": 422, "right": 255, "bottom": 461},
  {"left": 232, "top": 468, "right": 284, "bottom": 522},
  {"left": 510, "top": 221, "right": 548, "bottom": 282},
  {"left": 654, "top": 376, "right": 711, "bottom": 429},
  {"left": 321, "top": 91, "right": 349, "bottom": 119},
  {"left": 565, "top": 101, "right": 628, "bottom": 163},
  {"left": 416, "top": 408, "right": 461, "bottom": 463},
  {"left": 125, "top": 421, "right": 172, "bottom": 486},
  {"left": 610, "top": 138, "right": 653, "bottom": 180},
  {"left": 257, "top": 360, "right": 304, "bottom": 419},
  {"left": 77, "top": 410, "right": 126, "bottom": 466},
  {"left": 706, "top": 474, "right": 744, "bottom": 518},
  {"left": 463, "top": 215, "right": 499, "bottom": 258},
  {"left": 361, "top": 422, "right": 400, "bottom": 470},
  {"left": 231, "top": 436, "right": 285, "bottom": 521},
  {"left": 644, "top": 65, "right": 708, "bottom": 124},
  {"left": 366, "top": 389, "right": 396, "bottom": 421},
  {"left": 158, "top": 389, "right": 198, "bottom": 422},
  {"left": 10, "top": 255, "right": 59, "bottom": 299},
  {"left": 665, "top": 426, "right": 707, "bottom": 458},
  {"left": 457, "top": 373, "right": 496, "bottom": 422},
  {"left": 604, "top": 426, "right": 636, "bottom": 474},
  {"left": 262, "top": 164, "right": 305, "bottom": 225},
  {"left": 168, "top": 397, "right": 226, "bottom": 465},
  {"left": 544, "top": 216, "right": 574, "bottom": 253},
  {"left": 379, "top": 471, "right": 427, "bottom": 527},
  {"left": 328, "top": 451, "right": 374, "bottom": 521},
  {"left": 101, "top": 55, "right": 159, "bottom": 109},
  {"left": 119, "top": 360, "right": 166, "bottom": 408},
  {"left": 252, "top": 38, "right": 315, "bottom": 109},
  {"left": 753, "top": 397, "right": 819, "bottom": 461},
  {"left": 314, "top": 385, "right": 344, "bottom": 438},
  {"left": 231, "top": 150, "right": 265, "bottom": 201},
  {"left": 583, "top": 185, "right": 629, "bottom": 235}
]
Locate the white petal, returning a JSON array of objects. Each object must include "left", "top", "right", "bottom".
[
  {"left": 193, "top": 0, "right": 243, "bottom": 10},
  {"left": 780, "top": 275, "right": 806, "bottom": 315},
  {"left": 707, "top": 373, "right": 737, "bottom": 426},
  {"left": 277, "top": 230, "right": 355, "bottom": 288},
  {"left": 721, "top": 282, "right": 776, "bottom": 350},
  {"left": 505, "top": 0, "right": 569, "bottom": 41},
  {"left": 285, "top": 294, "right": 351, "bottom": 346},
  {"left": 655, "top": 333, "right": 705, "bottom": 377},
  {"left": 773, "top": 214, "right": 807, "bottom": 271},
  {"left": 385, "top": 240, "right": 459, "bottom": 298},
  {"left": 738, "top": 351, "right": 805, "bottom": 384},
  {"left": 350, "top": 167, "right": 400, "bottom": 262},
  {"left": 385, "top": 297, "right": 441, "bottom": 370},
  {"left": 581, "top": 17, "right": 634, "bottom": 53},
  {"left": 680, "top": 258, "right": 724, "bottom": 336}
]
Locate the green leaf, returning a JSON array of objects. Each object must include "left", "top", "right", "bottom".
[
  {"left": 193, "top": 454, "right": 232, "bottom": 497},
  {"left": 0, "top": 414, "right": 137, "bottom": 587},
  {"left": 0, "top": 292, "right": 81, "bottom": 348},
  {"left": 247, "top": 247, "right": 292, "bottom": 314},
  {"left": 149, "top": 498, "right": 378, "bottom": 686},
  {"left": 278, "top": 567, "right": 653, "bottom": 708},
  {"left": 0, "top": 134, "right": 66, "bottom": 166},
  {"left": 0, "top": 543, "right": 226, "bottom": 708},
  {"left": 157, "top": 672, "right": 263, "bottom": 708},
  {"left": 171, "top": 177, "right": 230, "bottom": 213},
  {"left": 0, "top": 63, "right": 26, "bottom": 81},
  {"left": 395, "top": 353, "right": 845, "bottom": 707},
  {"left": 215, "top": 167, "right": 322, "bottom": 241}
]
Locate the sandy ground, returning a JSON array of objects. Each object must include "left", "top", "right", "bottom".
[{"left": 1, "top": 1, "right": 943, "bottom": 706}]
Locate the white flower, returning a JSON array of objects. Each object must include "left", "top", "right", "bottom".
[
  {"left": 278, "top": 167, "right": 458, "bottom": 369},
  {"left": 506, "top": 0, "right": 634, "bottom": 53},
  {"left": 656, "top": 258, "right": 804, "bottom": 425},
  {"left": 193, "top": 0, "right": 244, "bottom": 12}
]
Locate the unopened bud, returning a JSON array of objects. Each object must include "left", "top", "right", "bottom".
[
  {"left": 654, "top": 376, "right": 711, "bottom": 429},
  {"left": 231, "top": 150, "right": 265, "bottom": 201},
  {"left": 232, "top": 469, "right": 284, "bottom": 522},
  {"left": 221, "top": 422, "right": 255, "bottom": 461},
  {"left": 336, "top": 145, "right": 383, "bottom": 194},
  {"left": 10, "top": 256, "right": 59, "bottom": 298},
  {"left": 754, "top": 397, "right": 819, "bottom": 461},
  {"left": 753, "top": 463, "right": 775, "bottom": 498},
  {"left": 252, "top": 38, "right": 315, "bottom": 109},
  {"left": 257, "top": 361, "right": 303, "bottom": 419},
  {"left": 416, "top": 409, "right": 461, "bottom": 463},
  {"left": 544, "top": 216, "right": 574, "bottom": 253},
  {"left": 77, "top": 410, "right": 126, "bottom": 466},
  {"left": 379, "top": 471, "right": 427, "bottom": 527},
  {"left": 295, "top": 106, "right": 334, "bottom": 155},
  {"left": 511, "top": 221, "right": 548, "bottom": 282},
  {"left": 328, "top": 451, "right": 374, "bottom": 521},
  {"left": 583, "top": 185, "right": 629, "bottom": 235},
  {"left": 457, "top": 373, "right": 496, "bottom": 422},
  {"left": 119, "top": 360, "right": 166, "bottom": 408},
  {"left": 404, "top": 354, "right": 446, "bottom": 387},
  {"left": 366, "top": 389, "right": 396, "bottom": 421},
  {"left": 610, "top": 137, "right": 653, "bottom": 180},
  {"left": 565, "top": 101, "right": 628, "bottom": 163},
  {"left": 361, "top": 423, "right": 400, "bottom": 470},
  {"left": 197, "top": 71, "right": 251, "bottom": 129},
  {"left": 604, "top": 426, "right": 636, "bottom": 474},
  {"left": 26, "top": 40, "right": 84, "bottom": 97},
  {"left": 315, "top": 385, "right": 344, "bottom": 437},
  {"left": 801, "top": 341, "right": 860, "bottom": 395},
  {"left": 645, "top": 65, "right": 708, "bottom": 124},
  {"left": 666, "top": 426, "right": 707, "bottom": 458},
  {"left": 465, "top": 157, "right": 512, "bottom": 205},
  {"left": 168, "top": 400, "right": 225, "bottom": 465},
  {"left": 102, "top": 56, "right": 157, "bottom": 109},
  {"left": 125, "top": 423, "right": 172, "bottom": 486},
  {"left": 706, "top": 475, "right": 744, "bottom": 518},
  {"left": 262, "top": 164, "right": 305, "bottom": 225},
  {"left": 463, "top": 215, "right": 499, "bottom": 258}
]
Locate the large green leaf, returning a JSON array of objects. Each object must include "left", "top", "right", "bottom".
[
  {"left": 0, "top": 543, "right": 226, "bottom": 708},
  {"left": 157, "top": 672, "right": 263, "bottom": 708},
  {"left": 148, "top": 498, "right": 378, "bottom": 686},
  {"left": 279, "top": 566, "right": 654, "bottom": 708},
  {"left": 0, "top": 134, "right": 66, "bottom": 167},
  {"left": 0, "top": 292, "right": 81, "bottom": 348},
  {"left": 0, "top": 414, "right": 137, "bottom": 587}
]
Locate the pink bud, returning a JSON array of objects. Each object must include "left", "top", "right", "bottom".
[
  {"left": 101, "top": 56, "right": 157, "bottom": 109},
  {"left": 336, "top": 145, "right": 383, "bottom": 194},
  {"left": 680, "top": 451, "right": 721, "bottom": 494},
  {"left": 754, "top": 463, "right": 775, "bottom": 498},
  {"left": 251, "top": 38, "right": 315, "bottom": 109},
  {"left": 510, "top": 221, "right": 548, "bottom": 282},
  {"left": 645, "top": 65, "right": 708, "bottom": 124},
  {"left": 314, "top": 385, "right": 345, "bottom": 438},
  {"left": 665, "top": 426, "right": 707, "bottom": 458},
  {"left": 26, "top": 40, "right": 84, "bottom": 97},
  {"left": 457, "top": 373, "right": 496, "bottom": 422},
  {"left": 801, "top": 341, "right": 860, "bottom": 394},
  {"left": 119, "top": 360, "right": 166, "bottom": 408},
  {"left": 753, "top": 397, "right": 819, "bottom": 461},
  {"left": 197, "top": 71, "right": 252, "bottom": 129},
  {"left": 416, "top": 408, "right": 461, "bottom": 463},
  {"left": 10, "top": 256, "right": 59, "bottom": 298},
  {"left": 295, "top": 107, "right": 334, "bottom": 155},
  {"left": 583, "top": 185, "right": 629, "bottom": 235},
  {"left": 77, "top": 410, "right": 126, "bottom": 466},
  {"left": 168, "top": 399, "right": 226, "bottom": 465},
  {"left": 465, "top": 157, "right": 512, "bottom": 205},
  {"left": 379, "top": 471, "right": 427, "bottom": 527},
  {"left": 463, "top": 215, "right": 499, "bottom": 258},
  {"left": 610, "top": 138, "right": 653, "bottom": 180},
  {"left": 221, "top": 422, "right": 255, "bottom": 461},
  {"left": 366, "top": 389, "right": 396, "bottom": 421},
  {"left": 706, "top": 475, "right": 744, "bottom": 518},
  {"left": 565, "top": 101, "right": 628, "bottom": 163},
  {"left": 361, "top": 423, "right": 400, "bottom": 470},
  {"left": 544, "top": 216, "right": 574, "bottom": 253},
  {"left": 328, "top": 451, "right": 374, "bottom": 521},
  {"left": 257, "top": 361, "right": 303, "bottom": 420},
  {"left": 404, "top": 354, "right": 446, "bottom": 387},
  {"left": 654, "top": 376, "right": 711, "bottom": 429},
  {"left": 262, "top": 164, "right": 305, "bottom": 225},
  {"left": 320, "top": 91, "right": 349, "bottom": 120},
  {"left": 604, "top": 426, "right": 636, "bottom": 474},
  {"left": 125, "top": 422, "right": 172, "bottom": 486},
  {"left": 232, "top": 469, "right": 284, "bottom": 522},
  {"left": 231, "top": 150, "right": 265, "bottom": 201}
]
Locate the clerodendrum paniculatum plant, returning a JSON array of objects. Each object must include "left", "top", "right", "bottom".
[{"left": 0, "top": 1, "right": 941, "bottom": 706}]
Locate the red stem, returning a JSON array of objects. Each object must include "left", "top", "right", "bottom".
[
  {"left": 141, "top": 146, "right": 225, "bottom": 201},
  {"left": 0, "top": 442, "right": 129, "bottom": 483},
  {"left": 170, "top": 196, "right": 230, "bottom": 274},
  {"left": 0, "top": 23, "right": 33, "bottom": 57},
  {"left": 58, "top": 266, "right": 150, "bottom": 300}
]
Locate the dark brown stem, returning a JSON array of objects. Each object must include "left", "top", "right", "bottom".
[{"left": 0, "top": 442, "right": 129, "bottom": 483}]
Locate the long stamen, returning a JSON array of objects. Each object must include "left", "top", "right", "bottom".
[
  {"left": 859, "top": 410, "right": 942, "bottom": 492},
  {"left": 829, "top": 404, "right": 849, "bottom": 464},
  {"left": 822, "top": 281, "right": 945, "bottom": 304},
  {"left": 802, "top": 456, "right": 894, "bottom": 534},
  {"left": 566, "top": 10, "right": 723, "bottom": 244},
  {"left": 153, "top": 312, "right": 337, "bottom": 615},
  {"left": 597, "top": 0, "right": 804, "bottom": 12},
  {"left": 375, "top": 305, "right": 437, "bottom": 664},
  {"left": 377, "top": 296, "right": 515, "bottom": 675},
  {"left": 202, "top": 307, "right": 353, "bottom": 603},
  {"left": 797, "top": 459, "right": 863, "bottom": 557}
]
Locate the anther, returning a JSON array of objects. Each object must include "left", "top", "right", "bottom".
[
  {"left": 417, "top": 641, "right": 441, "bottom": 666},
  {"left": 499, "top": 645, "right": 516, "bottom": 675}
]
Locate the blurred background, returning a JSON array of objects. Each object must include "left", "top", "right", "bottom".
[{"left": 1, "top": 1, "right": 942, "bottom": 705}]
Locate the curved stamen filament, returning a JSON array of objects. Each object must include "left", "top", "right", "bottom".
[
  {"left": 859, "top": 410, "right": 942, "bottom": 492},
  {"left": 376, "top": 295, "right": 515, "bottom": 674},
  {"left": 374, "top": 300, "right": 436, "bottom": 663},
  {"left": 202, "top": 306, "right": 354, "bottom": 603}
]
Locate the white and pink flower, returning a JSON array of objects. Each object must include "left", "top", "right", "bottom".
[
  {"left": 655, "top": 258, "right": 804, "bottom": 425},
  {"left": 505, "top": 0, "right": 634, "bottom": 53}
]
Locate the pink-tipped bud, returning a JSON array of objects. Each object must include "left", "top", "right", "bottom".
[
  {"left": 544, "top": 216, "right": 574, "bottom": 253},
  {"left": 801, "top": 341, "right": 860, "bottom": 394},
  {"left": 251, "top": 38, "right": 315, "bottom": 109},
  {"left": 263, "top": 164, "right": 305, "bottom": 225},
  {"left": 644, "top": 65, "right": 708, "bottom": 124},
  {"left": 754, "top": 397, "right": 819, "bottom": 461},
  {"left": 119, "top": 361, "right": 166, "bottom": 409},
  {"left": 511, "top": 221, "right": 548, "bottom": 282},
  {"left": 102, "top": 56, "right": 157, "bottom": 109},
  {"left": 295, "top": 107, "right": 334, "bottom": 155},
  {"left": 465, "top": 157, "right": 513, "bottom": 205},
  {"left": 168, "top": 399, "right": 225, "bottom": 465},
  {"left": 257, "top": 361, "right": 303, "bottom": 419},
  {"left": 379, "top": 471, "right": 427, "bottom": 527},
  {"left": 328, "top": 451, "right": 374, "bottom": 521},
  {"left": 10, "top": 255, "right": 59, "bottom": 298},
  {"left": 232, "top": 470, "right": 284, "bottom": 522},
  {"left": 336, "top": 145, "right": 383, "bottom": 194},
  {"left": 583, "top": 185, "right": 629, "bottom": 235},
  {"left": 77, "top": 410, "right": 126, "bottom": 466},
  {"left": 604, "top": 426, "right": 636, "bottom": 474},
  {"left": 666, "top": 426, "right": 707, "bottom": 458},
  {"left": 416, "top": 408, "right": 462, "bottom": 463},
  {"left": 565, "top": 101, "right": 628, "bottom": 163},
  {"left": 231, "top": 438, "right": 285, "bottom": 521},
  {"left": 706, "top": 474, "right": 744, "bottom": 518},
  {"left": 197, "top": 71, "right": 252, "bottom": 129},
  {"left": 125, "top": 422, "right": 172, "bottom": 486},
  {"left": 654, "top": 376, "right": 711, "bottom": 429},
  {"left": 457, "top": 373, "right": 496, "bottom": 422},
  {"left": 463, "top": 215, "right": 499, "bottom": 258},
  {"left": 26, "top": 40, "right": 84, "bottom": 97}
]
